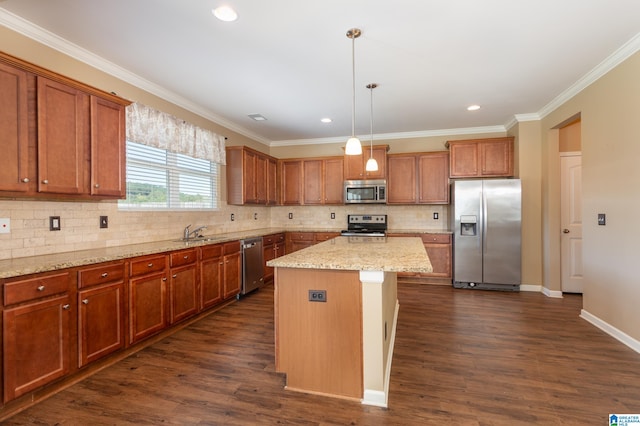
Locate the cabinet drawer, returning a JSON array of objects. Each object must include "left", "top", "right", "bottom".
[
  {"left": 200, "top": 244, "right": 223, "bottom": 260},
  {"left": 223, "top": 241, "right": 240, "bottom": 255},
  {"left": 420, "top": 234, "right": 452, "bottom": 244},
  {"left": 263, "top": 234, "right": 276, "bottom": 246},
  {"left": 78, "top": 262, "right": 125, "bottom": 289},
  {"left": 315, "top": 232, "right": 340, "bottom": 242},
  {"left": 4, "top": 271, "right": 70, "bottom": 306},
  {"left": 130, "top": 255, "right": 167, "bottom": 277},
  {"left": 170, "top": 249, "right": 197, "bottom": 268},
  {"left": 288, "top": 232, "right": 314, "bottom": 242}
]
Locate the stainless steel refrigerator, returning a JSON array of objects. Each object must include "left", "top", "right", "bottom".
[{"left": 450, "top": 179, "right": 521, "bottom": 291}]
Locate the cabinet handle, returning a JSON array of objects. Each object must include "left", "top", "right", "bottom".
[
  {"left": 101, "top": 272, "right": 108, "bottom": 278},
  {"left": 94, "top": 183, "right": 100, "bottom": 188},
  {"left": 37, "top": 285, "right": 45, "bottom": 291},
  {"left": 62, "top": 304, "right": 70, "bottom": 310},
  {"left": 22, "top": 177, "right": 29, "bottom": 183},
  {"left": 147, "top": 263, "right": 154, "bottom": 267},
  {"left": 162, "top": 277, "right": 167, "bottom": 281},
  {"left": 42, "top": 179, "right": 49, "bottom": 184},
  {"left": 82, "top": 299, "right": 89, "bottom": 305},
  {"left": 172, "top": 274, "right": 177, "bottom": 278},
  {"left": 183, "top": 255, "right": 189, "bottom": 259}
]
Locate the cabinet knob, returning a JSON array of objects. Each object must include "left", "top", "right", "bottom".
[
  {"left": 42, "top": 179, "right": 49, "bottom": 184},
  {"left": 62, "top": 304, "right": 70, "bottom": 310},
  {"left": 82, "top": 299, "right": 89, "bottom": 305},
  {"left": 94, "top": 183, "right": 100, "bottom": 188},
  {"left": 22, "top": 177, "right": 29, "bottom": 183},
  {"left": 183, "top": 255, "right": 189, "bottom": 259},
  {"left": 172, "top": 274, "right": 177, "bottom": 278},
  {"left": 37, "top": 285, "right": 45, "bottom": 291},
  {"left": 219, "top": 262, "right": 223, "bottom": 265},
  {"left": 563, "top": 229, "right": 570, "bottom": 234},
  {"left": 162, "top": 277, "right": 167, "bottom": 281},
  {"left": 147, "top": 263, "right": 154, "bottom": 267},
  {"left": 101, "top": 272, "right": 108, "bottom": 278}
]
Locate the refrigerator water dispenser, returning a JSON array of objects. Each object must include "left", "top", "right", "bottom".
[{"left": 460, "top": 215, "right": 477, "bottom": 236}]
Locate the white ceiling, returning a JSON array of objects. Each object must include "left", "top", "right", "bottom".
[{"left": 2, "top": 1, "right": 640, "bottom": 146}]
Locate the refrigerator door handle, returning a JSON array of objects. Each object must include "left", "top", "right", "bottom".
[{"left": 481, "top": 189, "right": 487, "bottom": 252}]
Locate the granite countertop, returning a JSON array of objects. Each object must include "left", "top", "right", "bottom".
[
  {"left": 267, "top": 236, "right": 432, "bottom": 273},
  {"left": 0, "top": 227, "right": 447, "bottom": 279}
]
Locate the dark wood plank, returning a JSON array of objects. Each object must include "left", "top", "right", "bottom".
[{"left": 4, "top": 283, "right": 640, "bottom": 425}]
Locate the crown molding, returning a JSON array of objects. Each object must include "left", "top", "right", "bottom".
[
  {"left": 270, "top": 125, "right": 507, "bottom": 147},
  {"left": 0, "top": 8, "right": 272, "bottom": 146},
  {"left": 537, "top": 32, "right": 640, "bottom": 120}
]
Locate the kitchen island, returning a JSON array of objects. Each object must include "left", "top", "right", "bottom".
[{"left": 267, "top": 236, "right": 431, "bottom": 407}]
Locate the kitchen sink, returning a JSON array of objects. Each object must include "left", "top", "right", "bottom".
[{"left": 172, "top": 236, "right": 221, "bottom": 243}]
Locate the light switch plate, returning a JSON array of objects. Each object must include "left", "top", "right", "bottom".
[
  {"left": 50, "top": 216, "right": 61, "bottom": 231},
  {"left": 598, "top": 213, "right": 606, "bottom": 226},
  {"left": 0, "top": 218, "right": 10, "bottom": 234}
]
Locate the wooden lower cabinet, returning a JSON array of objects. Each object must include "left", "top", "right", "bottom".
[
  {"left": 285, "top": 232, "right": 315, "bottom": 253},
  {"left": 388, "top": 233, "right": 452, "bottom": 284},
  {"left": 2, "top": 270, "right": 73, "bottom": 403},
  {"left": 199, "top": 244, "right": 224, "bottom": 310},
  {"left": 128, "top": 254, "right": 168, "bottom": 344},
  {"left": 263, "top": 233, "right": 285, "bottom": 283},
  {"left": 169, "top": 249, "right": 198, "bottom": 324},
  {"left": 222, "top": 241, "right": 241, "bottom": 300}
]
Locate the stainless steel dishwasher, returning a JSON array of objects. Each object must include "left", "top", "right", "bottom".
[{"left": 240, "top": 237, "right": 264, "bottom": 296}]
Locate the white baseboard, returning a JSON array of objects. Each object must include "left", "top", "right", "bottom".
[
  {"left": 541, "top": 286, "right": 564, "bottom": 298},
  {"left": 520, "top": 284, "right": 542, "bottom": 292},
  {"left": 580, "top": 309, "right": 640, "bottom": 354}
]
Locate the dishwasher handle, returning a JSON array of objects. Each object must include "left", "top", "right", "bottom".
[{"left": 242, "top": 242, "right": 257, "bottom": 249}]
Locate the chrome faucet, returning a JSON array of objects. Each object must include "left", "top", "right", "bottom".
[{"left": 183, "top": 224, "right": 207, "bottom": 240}]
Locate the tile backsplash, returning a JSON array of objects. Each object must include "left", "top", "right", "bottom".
[{"left": 0, "top": 199, "right": 448, "bottom": 260}]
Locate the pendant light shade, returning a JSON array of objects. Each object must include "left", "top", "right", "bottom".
[
  {"left": 345, "top": 28, "right": 362, "bottom": 155},
  {"left": 365, "top": 83, "right": 379, "bottom": 172}
]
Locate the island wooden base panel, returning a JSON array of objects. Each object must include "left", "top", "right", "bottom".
[{"left": 4, "top": 284, "right": 640, "bottom": 424}]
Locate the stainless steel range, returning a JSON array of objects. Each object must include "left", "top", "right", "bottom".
[{"left": 340, "top": 214, "right": 387, "bottom": 236}]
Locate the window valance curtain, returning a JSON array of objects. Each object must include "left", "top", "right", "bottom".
[{"left": 126, "top": 102, "right": 226, "bottom": 165}]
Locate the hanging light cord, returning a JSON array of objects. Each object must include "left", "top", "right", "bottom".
[
  {"left": 369, "top": 85, "right": 374, "bottom": 158},
  {"left": 351, "top": 34, "right": 356, "bottom": 138}
]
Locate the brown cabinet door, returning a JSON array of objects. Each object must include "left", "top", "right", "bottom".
[
  {"left": 303, "top": 159, "right": 323, "bottom": 205},
  {"left": 3, "top": 294, "right": 71, "bottom": 402},
  {"left": 423, "top": 243, "right": 452, "bottom": 278},
  {"left": 263, "top": 242, "right": 275, "bottom": 282},
  {"left": 169, "top": 264, "right": 198, "bottom": 324},
  {"left": 267, "top": 157, "right": 278, "bottom": 205},
  {"left": 343, "top": 152, "right": 365, "bottom": 180},
  {"left": 254, "top": 154, "right": 267, "bottom": 204},
  {"left": 281, "top": 160, "right": 302, "bottom": 205},
  {"left": 242, "top": 149, "right": 257, "bottom": 203},
  {"left": 37, "top": 76, "right": 88, "bottom": 195},
  {"left": 387, "top": 155, "right": 417, "bottom": 204},
  {"left": 323, "top": 158, "right": 344, "bottom": 204},
  {"left": 0, "top": 62, "right": 29, "bottom": 193},
  {"left": 480, "top": 138, "right": 514, "bottom": 176},
  {"left": 129, "top": 272, "right": 167, "bottom": 344},
  {"left": 418, "top": 152, "right": 449, "bottom": 204},
  {"left": 449, "top": 142, "right": 479, "bottom": 178},
  {"left": 90, "top": 96, "right": 125, "bottom": 197},
  {"left": 222, "top": 251, "right": 241, "bottom": 299},
  {"left": 200, "top": 255, "right": 223, "bottom": 310},
  {"left": 344, "top": 146, "right": 387, "bottom": 180},
  {"left": 78, "top": 282, "right": 125, "bottom": 367}
]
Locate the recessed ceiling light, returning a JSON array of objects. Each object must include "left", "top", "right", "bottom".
[
  {"left": 248, "top": 114, "right": 267, "bottom": 121},
  {"left": 321, "top": 118, "right": 332, "bottom": 123},
  {"left": 467, "top": 105, "right": 481, "bottom": 111},
  {"left": 213, "top": 6, "right": 238, "bottom": 22}
]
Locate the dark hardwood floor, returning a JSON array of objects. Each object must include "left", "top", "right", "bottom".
[{"left": 5, "top": 282, "right": 640, "bottom": 425}]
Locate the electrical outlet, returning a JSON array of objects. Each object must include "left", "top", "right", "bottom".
[
  {"left": 288, "top": 212, "right": 293, "bottom": 220},
  {"left": 230, "top": 213, "right": 235, "bottom": 221},
  {"left": 308, "top": 290, "right": 326, "bottom": 302},
  {"left": 331, "top": 212, "right": 335, "bottom": 219},
  {"left": 99, "top": 216, "right": 108, "bottom": 229},
  {"left": 254, "top": 212, "right": 258, "bottom": 220},
  {"left": 433, "top": 212, "right": 439, "bottom": 220},
  {"left": 50, "top": 216, "right": 61, "bottom": 231},
  {"left": 0, "top": 218, "right": 10, "bottom": 234},
  {"left": 598, "top": 213, "right": 606, "bottom": 225}
]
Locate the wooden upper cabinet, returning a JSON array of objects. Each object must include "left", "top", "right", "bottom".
[
  {"left": 226, "top": 146, "right": 277, "bottom": 205},
  {"left": 387, "top": 155, "right": 417, "bottom": 204},
  {"left": 344, "top": 145, "right": 388, "bottom": 180},
  {"left": 280, "top": 159, "right": 302, "bottom": 205},
  {"left": 90, "top": 96, "right": 126, "bottom": 197},
  {"left": 0, "top": 61, "right": 29, "bottom": 193},
  {"left": 37, "top": 76, "right": 88, "bottom": 195},
  {"left": 418, "top": 152, "right": 449, "bottom": 204},
  {"left": 387, "top": 151, "right": 449, "bottom": 204},
  {"left": 323, "top": 158, "right": 344, "bottom": 204},
  {"left": 448, "top": 137, "right": 514, "bottom": 178},
  {"left": 303, "top": 159, "right": 323, "bottom": 205},
  {"left": 295, "top": 157, "right": 344, "bottom": 206}
]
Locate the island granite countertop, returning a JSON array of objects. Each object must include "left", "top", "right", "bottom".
[{"left": 267, "top": 236, "right": 432, "bottom": 273}]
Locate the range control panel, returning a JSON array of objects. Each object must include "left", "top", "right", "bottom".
[{"left": 347, "top": 214, "right": 387, "bottom": 225}]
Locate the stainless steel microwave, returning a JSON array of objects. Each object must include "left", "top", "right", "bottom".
[{"left": 344, "top": 179, "right": 387, "bottom": 204}]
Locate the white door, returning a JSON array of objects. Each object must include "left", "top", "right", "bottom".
[{"left": 560, "top": 153, "right": 583, "bottom": 293}]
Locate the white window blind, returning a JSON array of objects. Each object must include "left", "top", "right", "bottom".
[{"left": 118, "top": 141, "right": 219, "bottom": 210}]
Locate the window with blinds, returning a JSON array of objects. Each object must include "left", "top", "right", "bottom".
[{"left": 118, "top": 141, "right": 219, "bottom": 210}]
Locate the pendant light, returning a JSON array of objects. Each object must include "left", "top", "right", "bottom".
[
  {"left": 344, "top": 28, "right": 362, "bottom": 155},
  {"left": 365, "top": 83, "right": 379, "bottom": 172}
]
